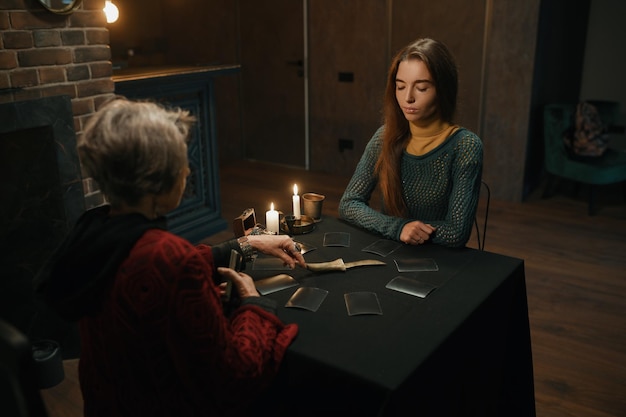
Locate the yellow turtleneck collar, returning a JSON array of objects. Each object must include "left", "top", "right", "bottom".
[{"left": 406, "top": 119, "right": 459, "bottom": 156}]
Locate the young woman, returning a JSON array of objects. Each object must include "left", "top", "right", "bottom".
[
  {"left": 339, "top": 38, "right": 483, "bottom": 248},
  {"left": 37, "top": 98, "right": 305, "bottom": 417}
]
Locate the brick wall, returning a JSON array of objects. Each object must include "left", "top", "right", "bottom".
[
  {"left": 1, "top": 0, "right": 115, "bottom": 206},
  {"left": 0, "top": 0, "right": 115, "bottom": 136}
]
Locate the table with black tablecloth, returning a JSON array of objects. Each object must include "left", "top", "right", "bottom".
[{"left": 251, "top": 216, "right": 535, "bottom": 417}]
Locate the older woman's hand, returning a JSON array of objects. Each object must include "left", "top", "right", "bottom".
[
  {"left": 247, "top": 235, "right": 306, "bottom": 268},
  {"left": 217, "top": 268, "right": 260, "bottom": 299}
]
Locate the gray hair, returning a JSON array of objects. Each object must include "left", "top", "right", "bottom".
[{"left": 78, "top": 98, "right": 195, "bottom": 207}]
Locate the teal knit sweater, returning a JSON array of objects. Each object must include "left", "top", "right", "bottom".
[{"left": 339, "top": 126, "right": 483, "bottom": 248}]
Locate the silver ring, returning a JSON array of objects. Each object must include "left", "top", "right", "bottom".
[{"left": 293, "top": 242, "right": 301, "bottom": 253}]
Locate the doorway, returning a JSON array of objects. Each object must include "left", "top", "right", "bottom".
[{"left": 238, "top": 0, "right": 307, "bottom": 168}]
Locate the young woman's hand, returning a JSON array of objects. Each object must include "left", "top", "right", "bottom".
[
  {"left": 400, "top": 221, "right": 436, "bottom": 245},
  {"left": 246, "top": 235, "right": 306, "bottom": 268}
]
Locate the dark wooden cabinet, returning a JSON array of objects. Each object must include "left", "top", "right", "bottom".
[{"left": 114, "top": 65, "right": 240, "bottom": 243}]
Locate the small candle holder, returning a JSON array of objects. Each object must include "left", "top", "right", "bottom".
[
  {"left": 280, "top": 214, "right": 315, "bottom": 235},
  {"left": 284, "top": 214, "right": 297, "bottom": 235}
]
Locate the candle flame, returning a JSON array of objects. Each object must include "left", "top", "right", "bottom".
[
  {"left": 293, "top": 184, "right": 298, "bottom": 195},
  {"left": 270, "top": 202, "right": 274, "bottom": 211}
]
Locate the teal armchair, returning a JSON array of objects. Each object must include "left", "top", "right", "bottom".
[{"left": 543, "top": 103, "right": 626, "bottom": 215}]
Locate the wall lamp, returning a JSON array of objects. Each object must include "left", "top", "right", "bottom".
[{"left": 103, "top": 1, "right": 119, "bottom": 24}]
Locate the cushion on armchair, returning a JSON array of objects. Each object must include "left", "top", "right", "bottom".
[
  {"left": 563, "top": 101, "right": 609, "bottom": 158},
  {"left": 544, "top": 103, "right": 626, "bottom": 185}
]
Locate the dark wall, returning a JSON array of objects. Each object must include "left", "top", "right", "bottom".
[
  {"left": 106, "top": 0, "right": 595, "bottom": 202},
  {"left": 0, "top": 96, "right": 85, "bottom": 359},
  {"left": 456, "top": 0, "right": 541, "bottom": 202},
  {"left": 526, "top": 0, "right": 591, "bottom": 196},
  {"left": 108, "top": 0, "right": 242, "bottom": 163},
  {"left": 107, "top": 0, "right": 167, "bottom": 68},
  {"left": 308, "top": 0, "right": 389, "bottom": 176}
]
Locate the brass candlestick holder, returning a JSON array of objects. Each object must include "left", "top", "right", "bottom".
[{"left": 280, "top": 214, "right": 315, "bottom": 235}]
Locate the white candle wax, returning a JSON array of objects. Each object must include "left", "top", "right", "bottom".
[
  {"left": 266, "top": 202, "right": 280, "bottom": 234},
  {"left": 292, "top": 184, "right": 301, "bottom": 219}
]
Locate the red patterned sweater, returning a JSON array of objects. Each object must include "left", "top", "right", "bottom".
[{"left": 74, "top": 229, "right": 297, "bottom": 417}]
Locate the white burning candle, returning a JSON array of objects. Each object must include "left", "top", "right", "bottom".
[
  {"left": 292, "top": 184, "right": 301, "bottom": 219},
  {"left": 266, "top": 202, "right": 280, "bottom": 234}
]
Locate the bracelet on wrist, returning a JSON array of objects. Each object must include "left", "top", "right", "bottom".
[{"left": 237, "top": 236, "right": 256, "bottom": 261}]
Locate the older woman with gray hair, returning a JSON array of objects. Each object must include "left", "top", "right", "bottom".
[{"left": 37, "top": 98, "right": 304, "bottom": 417}]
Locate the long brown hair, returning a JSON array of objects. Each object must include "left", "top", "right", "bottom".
[{"left": 375, "top": 38, "right": 458, "bottom": 216}]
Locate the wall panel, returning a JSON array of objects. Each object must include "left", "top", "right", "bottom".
[{"left": 308, "top": 0, "right": 388, "bottom": 175}]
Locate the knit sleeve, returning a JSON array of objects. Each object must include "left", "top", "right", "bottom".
[
  {"left": 340, "top": 127, "right": 483, "bottom": 248},
  {"left": 339, "top": 126, "right": 410, "bottom": 239},
  {"left": 427, "top": 131, "right": 483, "bottom": 247}
]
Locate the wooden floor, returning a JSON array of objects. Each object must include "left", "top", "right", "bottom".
[{"left": 41, "top": 160, "right": 626, "bottom": 417}]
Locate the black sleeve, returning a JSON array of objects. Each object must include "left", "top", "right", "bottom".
[
  {"left": 240, "top": 296, "right": 277, "bottom": 314},
  {"left": 210, "top": 239, "right": 242, "bottom": 268}
]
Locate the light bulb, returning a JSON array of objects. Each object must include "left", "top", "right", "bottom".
[{"left": 103, "top": 1, "right": 119, "bottom": 24}]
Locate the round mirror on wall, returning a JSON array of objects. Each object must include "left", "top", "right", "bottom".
[{"left": 39, "top": 0, "right": 83, "bottom": 15}]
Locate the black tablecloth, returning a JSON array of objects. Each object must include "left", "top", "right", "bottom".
[{"left": 251, "top": 217, "right": 535, "bottom": 417}]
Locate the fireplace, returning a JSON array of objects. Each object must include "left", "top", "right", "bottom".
[{"left": 0, "top": 95, "right": 85, "bottom": 358}]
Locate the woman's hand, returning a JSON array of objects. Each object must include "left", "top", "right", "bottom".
[
  {"left": 246, "top": 235, "right": 306, "bottom": 268},
  {"left": 217, "top": 267, "right": 260, "bottom": 299},
  {"left": 400, "top": 221, "right": 436, "bottom": 245}
]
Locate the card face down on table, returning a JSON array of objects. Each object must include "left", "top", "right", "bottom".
[
  {"left": 323, "top": 232, "right": 351, "bottom": 247},
  {"left": 362, "top": 239, "right": 401, "bottom": 257},
  {"left": 285, "top": 287, "right": 329, "bottom": 312},
  {"left": 394, "top": 258, "right": 439, "bottom": 272},
  {"left": 255, "top": 274, "right": 299, "bottom": 295},
  {"left": 385, "top": 276, "right": 438, "bottom": 298},
  {"left": 344, "top": 291, "right": 383, "bottom": 315}
]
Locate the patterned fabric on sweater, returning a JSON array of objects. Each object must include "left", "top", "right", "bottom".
[
  {"left": 37, "top": 207, "right": 297, "bottom": 417},
  {"left": 339, "top": 125, "right": 483, "bottom": 248}
]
